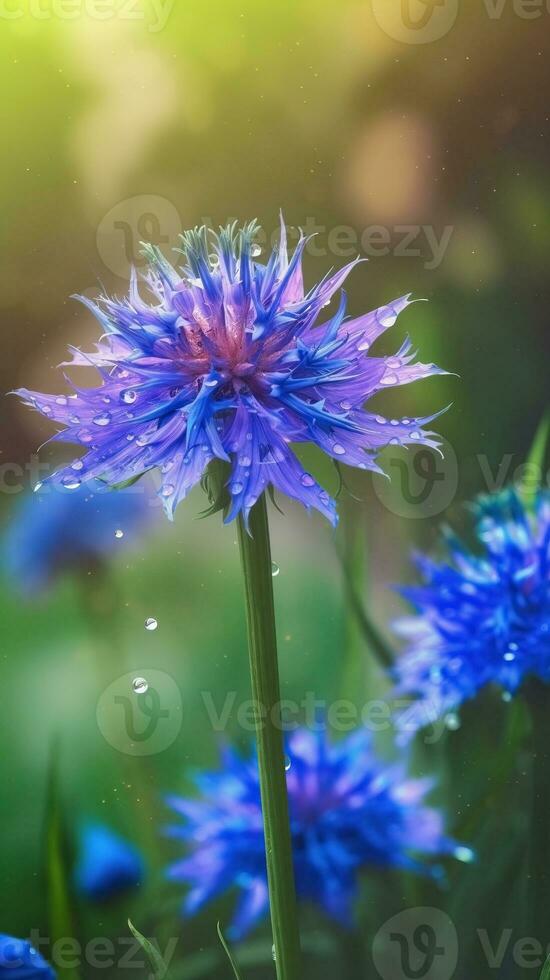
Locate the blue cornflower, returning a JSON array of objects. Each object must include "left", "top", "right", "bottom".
[
  {"left": 74, "top": 824, "right": 144, "bottom": 901},
  {"left": 3, "top": 478, "right": 158, "bottom": 594},
  {"left": 393, "top": 489, "right": 550, "bottom": 727},
  {"left": 164, "top": 728, "right": 464, "bottom": 939},
  {"left": 16, "top": 219, "right": 446, "bottom": 525},
  {"left": 0, "top": 936, "right": 55, "bottom": 980}
]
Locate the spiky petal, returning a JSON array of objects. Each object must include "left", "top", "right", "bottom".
[{"left": 16, "top": 220, "right": 447, "bottom": 525}]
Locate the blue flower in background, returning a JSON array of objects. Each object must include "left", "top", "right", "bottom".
[
  {"left": 393, "top": 490, "right": 550, "bottom": 729},
  {"left": 16, "top": 219, "right": 446, "bottom": 525},
  {"left": 74, "top": 824, "right": 144, "bottom": 901},
  {"left": 164, "top": 728, "right": 464, "bottom": 939},
  {"left": 4, "top": 478, "right": 158, "bottom": 594},
  {"left": 0, "top": 935, "right": 55, "bottom": 980}
]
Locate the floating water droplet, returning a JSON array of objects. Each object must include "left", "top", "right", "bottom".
[
  {"left": 121, "top": 389, "right": 137, "bottom": 404},
  {"left": 144, "top": 617, "right": 158, "bottom": 631},
  {"left": 502, "top": 691, "right": 512, "bottom": 703},
  {"left": 93, "top": 412, "right": 111, "bottom": 427},
  {"left": 33, "top": 481, "right": 43, "bottom": 493},
  {"left": 301, "top": 473, "right": 315, "bottom": 487},
  {"left": 271, "top": 562, "right": 280, "bottom": 577},
  {"left": 62, "top": 476, "right": 81, "bottom": 490},
  {"left": 445, "top": 712, "right": 461, "bottom": 731},
  {"left": 333, "top": 444, "right": 346, "bottom": 455},
  {"left": 284, "top": 756, "right": 291, "bottom": 771},
  {"left": 380, "top": 373, "right": 398, "bottom": 386},
  {"left": 115, "top": 529, "right": 124, "bottom": 539},
  {"left": 132, "top": 677, "right": 148, "bottom": 694},
  {"left": 454, "top": 846, "right": 475, "bottom": 864}
]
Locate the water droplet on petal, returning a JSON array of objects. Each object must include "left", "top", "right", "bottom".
[
  {"left": 271, "top": 562, "right": 280, "bottom": 577},
  {"left": 42, "top": 404, "right": 52, "bottom": 415},
  {"left": 410, "top": 431, "right": 421, "bottom": 440},
  {"left": 126, "top": 433, "right": 135, "bottom": 442},
  {"left": 145, "top": 617, "right": 158, "bottom": 631},
  {"left": 503, "top": 651, "right": 516, "bottom": 662},
  {"left": 62, "top": 476, "right": 81, "bottom": 490},
  {"left": 71, "top": 460, "right": 84, "bottom": 471},
  {"left": 380, "top": 373, "right": 398, "bottom": 386},
  {"left": 55, "top": 395, "right": 67, "bottom": 405},
  {"left": 132, "top": 677, "right": 148, "bottom": 694},
  {"left": 204, "top": 379, "right": 218, "bottom": 388},
  {"left": 232, "top": 483, "right": 243, "bottom": 494},
  {"left": 357, "top": 340, "right": 370, "bottom": 352},
  {"left": 251, "top": 244, "right": 262, "bottom": 257},
  {"left": 375, "top": 415, "right": 386, "bottom": 424},
  {"left": 161, "top": 485, "right": 174, "bottom": 497},
  {"left": 301, "top": 473, "right": 315, "bottom": 487},
  {"left": 241, "top": 456, "right": 251, "bottom": 467},
  {"left": 378, "top": 308, "right": 397, "bottom": 328},
  {"left": 333, "top": 444, "right": 346, "bottom": 455},
  {"left": 121, "top": 389, "right": 137, "bottom": 404},
  {"left": 33, "top": 482, "right": 43, "bottom": 493},
  {"left": 340, "top": 400, "right": 352, "bottom": 411},
  {"left": 115, "top": 529, "right": 124, "bottom": 539},
  {"left": 93, "top": 412, "right": 111, "bottom": 427},
  {"left": 69, "top": 415, "right": 81, "bottom": 424}
]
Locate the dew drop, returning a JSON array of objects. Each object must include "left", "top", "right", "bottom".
[
  {"left": 232, "top": 482, "right": 243, "bottom": 494},
  {"left": 114, "top": 529, "right": 124, "bottom": 539},
  {"left": 357, "top": 340, "right": 370, "bottom": 352},
  {"left": 410, "top": 431, "right": 421, "bottom": 440},
  {"left": 284, "top": 756, "right": 291, "bottom": 771},
  {"left": 33, "top": 481, "right": 43, "bottom": 493},
  {"left": 62, "top": 476, "right": 81, "bottom": 490},
  {"left": 390, "top": 419, "right": 400, "bottom": 426},
  {"left": 375, "top": 415, "right": 386, "bottom": 425},
  {"left": 380, "top": 373, "right": 398, "bottom": 386},
  {"left": 71, "top": 459, "right": 84, "bottom": 471},
  {"left": 378, "top": 308, "right": 397, "bottom": 328},
  {"left": 136, "top": 435, "right": 149, "bottom": 447},
  {"left": 454, "top": 846, "right": 475, "bottom": 864},
  {"left": 42, "top": 404, "right": 52, "bottom": 415},
  {"left": 132, "top": 677, "right": 148, "bottom": 694},
  {"left": 69, "top": 415, "right": 81, "bottom": 424},
  {"left": 333, "top": 444, "right": 346, "bottom": 456},
  {"left": 241, "top": 456, "right": 251, "bottom": 467},
  {"left": 271, "top": 945, "right": 276, "bottom": 962},
  {"left": 340, "top": 400, "right": 352, "bottom": 411},
  {"left": 251, "top": 244, "right": 262, "bottom": 258},
  {"left": 204, "top": 378, "right": 218, "bottom": 388},
  {"left": 502, "top": 691, "right": 512, "bottom": 703},
  {"left": 55, "top": 395, "right": 67, "bottom": 406},
  {"left": 121, "top": 389, "right": 137, "bottom": 404},
  {"left": 126, "top": 433, "right": 135, "bottom": 442},
  {"left": 93, "top": 412, "right": 111, "bottom": 427},
  {"left": 503, "top": 651, "right": 516, "bottom": 662},
  {"left": 161, "top": 485, "right": 174, "bottom": 497},
  {"left": 144, "top": 617, "right": 158, "bottom": 631},
  {"left": 271, "top": 561, "right": 280, "bottom": 577},
  {"left": 301, "top": 473, "right": 315, "bottom": 487}
]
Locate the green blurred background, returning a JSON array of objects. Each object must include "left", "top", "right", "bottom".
[{"left": 1, "top": 0, "right": 549, "bottom": 977}]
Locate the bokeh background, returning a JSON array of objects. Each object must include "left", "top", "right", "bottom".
[{"left": 1, "top": 1, "right": 549, "bottom": 977}]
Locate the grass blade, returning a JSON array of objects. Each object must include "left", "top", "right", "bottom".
[
  {"left": 520, "top": 410, "right": 549, "bottom": 503},
  {"left": 128, "top": 920, "right": 172, "bottom": 980},
  {"left": 44, "top": 739, "right": 79, "bottom": 980},
  {"left": 217, "top": 924, "right": 244, "bottom": 980}
]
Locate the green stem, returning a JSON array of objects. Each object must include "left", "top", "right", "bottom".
[
  {"left": 526, "top": 680, "right": 550, "bottom": 945},
  {"left": 236, "top": 495, "right": 302, "bottom": 980}
]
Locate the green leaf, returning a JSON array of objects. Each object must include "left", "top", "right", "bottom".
[
  {"left": 541, "top": 952, "right": 550, "bottom": 980},
  {"left": 44, "top": 739, "right": 80, "bottom": 980},
  {"left": 217, "top": 924, "right": 244, "bottom": 980},
  {"left": 519, "top": 410, "right": 549, "bottom": 503},
  {"left": 128, "top": 920, "right": 172, "bottom": 980}
]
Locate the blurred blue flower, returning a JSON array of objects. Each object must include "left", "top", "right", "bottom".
[
  {"left": 16, "top": 219, "right": 446, "bottom": 526},
  {"left": 74, "top": 824, "right": 144, "bottom": 901},
  {"left": 4, "top": 478, "right": 158, "bottom": 594},
  {"left": 394, "top": 490, "right": 550, "bottom": 729},
  {"left": 0, "top": 935, "right": 55, "bottom": 980},
  {"left": 164, "top": 728, "right": 463, "bottom": 939}
]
